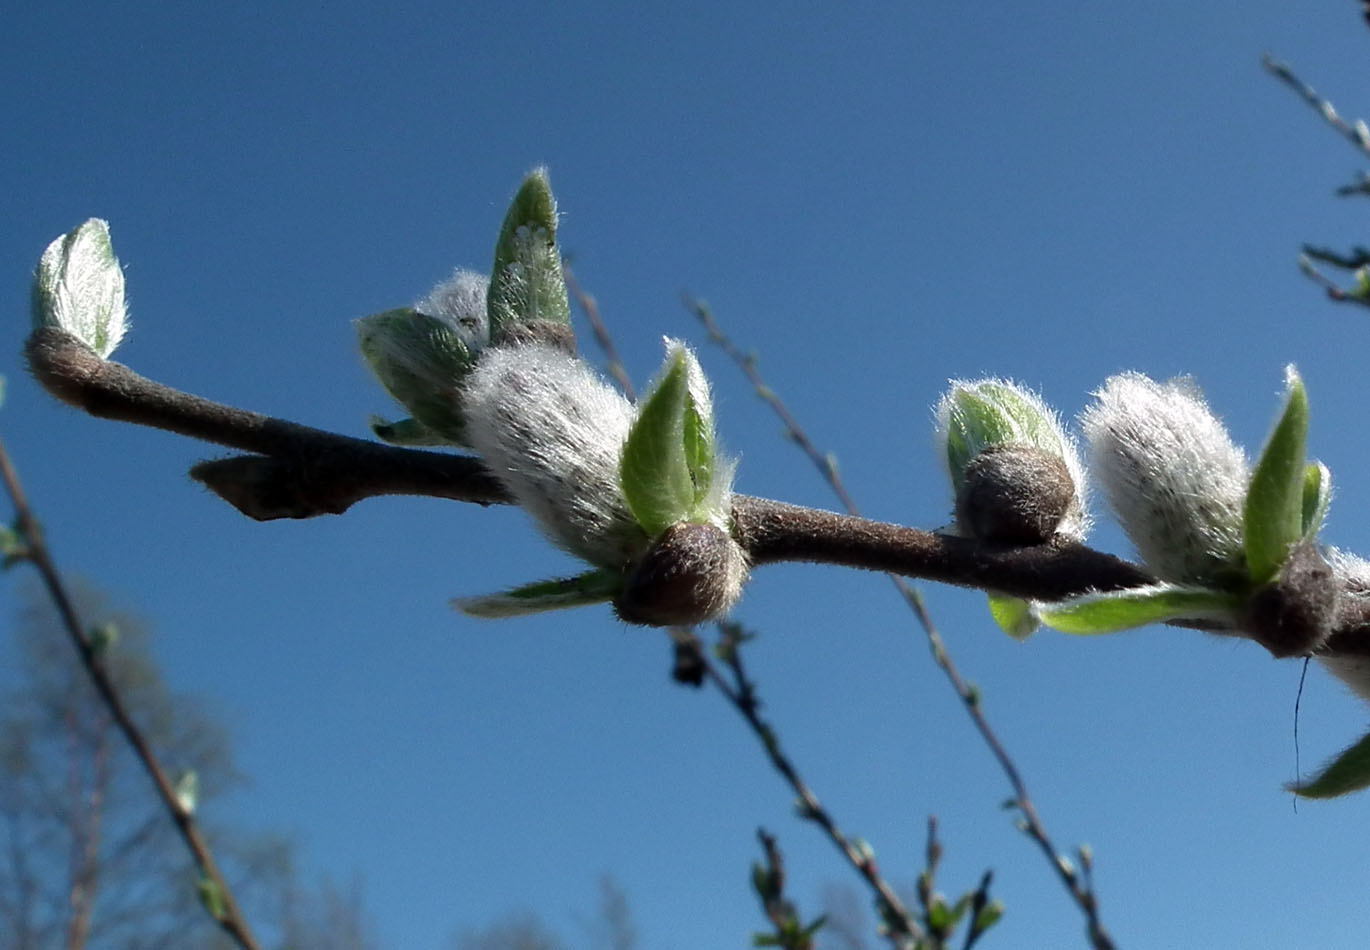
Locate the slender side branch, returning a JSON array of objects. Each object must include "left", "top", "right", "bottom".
[
  {"left": 0, "top": 432, "right": 260, "bottom": 950},
  {"left": 694, "top": 627, "right": 923, "bottom": 944},
  {"left": 687, "top": 296, "right": 1118, "bottom": 949},
  {"left": 1262, "top": 53, "right": 1370, "bottom": 158}
]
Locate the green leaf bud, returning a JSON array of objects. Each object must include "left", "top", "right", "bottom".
[
  {"left": 32, "top": 219, "right": 128, "bottom": 358},
  {"left": 935, "top": 379, "right": 1087, "bottom": 544},
  {"left": 1244, "top": 366, "right": 1310, "bottom": 586}
]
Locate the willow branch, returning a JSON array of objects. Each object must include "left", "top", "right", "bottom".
[
  {"left": 0, "top": 432, "right": 260, "bottom": 950},
  {"left": 26, "top": 327, "right": 1370, "bottom": 656}
]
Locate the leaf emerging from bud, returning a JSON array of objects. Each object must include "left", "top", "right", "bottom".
[
  {"left": 935, "top": 379, "right": 1087, "bottom": 543},
  {"left": 487, "top": 168, "right": 572, "bottom": 344},
  {"left": 621, "top": 340, "right": 734, "bottom": 538},
  {"left": 32, "top": 219, "right": 128, "bottom": 359}
]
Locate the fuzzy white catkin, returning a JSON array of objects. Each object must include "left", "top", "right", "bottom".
[
  {"left": 461, "top": 343, "right": 645, "bottom": 567},
  {"left": 1081, "top": 373, "right": 1249, "bottom": 585},
  {"left": 1319, "top": 548, "right": 1370, "bottom": 702},
  {"left": 415, "top": 268, "right": 489, "bottom": 352}
]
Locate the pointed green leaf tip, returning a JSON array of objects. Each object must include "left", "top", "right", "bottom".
[
  {"left": 454, "top": 569, "right": 621, "bottom": 618},
  {"left": 1289, "top": 726, "right": 1370, "bottom": 798},
  {"left": 488, "top": 168, "right": 571, "bottom": 341},
  {"left": 621, "top": 348, "right": 696, "bottom": 537},
  {"left": 1244, "top": 366, "right": 1309, "bottom": 586},
  {"left": 1037, "top": 584, "right": 1245, "bottom": 635},
  {"left": 356, "top": 307, "right": 477, "bottom": 445}
]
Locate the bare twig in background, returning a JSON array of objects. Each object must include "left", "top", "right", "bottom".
[
  {"left": 1262, "top": 54, "right": 1370, "bottom": 158},
  {"left": 565, "top": 261, "right": 636, "bottom": 398},
  {"left": 700, "top": 624, "right": 922, "bottom": 944},
  {"left": 685, "top": 295, "right": 1116, "bottom": 949},
  {"left": 0, "top": 431, "right": 261, "bottom": 950}
]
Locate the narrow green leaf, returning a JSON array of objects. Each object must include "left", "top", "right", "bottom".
[
  {"left": 986, "top": 594, "right": 1039, "bottom": 640},
  {"left": 487, "top": 169, "right": 571, "bottom": 340},
  {"left": 1301, "top": 460, "right": 1332, "bottom": 541},
  {"left": 1289, "top": 726, "right": 1370, "bottom": 798},
  {"left": 369, "top": 416, "right": 452, "bottom": 447},
  {"left": 1038, "top": 584, "right": 1245, "bottom": 635},
  {"left": 453, "top": 569, "right": 621, "bottom": 618},
  {"left": 1244, "top": 367, "right": 1309, "bottom": 585},
  {"left": 620, "top": 351, "right": 694, "bottom": 536}
]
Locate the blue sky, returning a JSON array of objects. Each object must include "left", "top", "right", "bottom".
[{"left": 8, "top": 2, "right": 1370, "bottom": 947}]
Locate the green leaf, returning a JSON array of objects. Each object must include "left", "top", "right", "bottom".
[
  {"left": 682, "top": 382, "right": 714, "bottom": 506},
  {"left": 1037, "top": 584, "right": 1245, "bottom": 635},
  {"left": 1289, "top": 725, "right": 1370, "bottom": 798},
  {"left": 356, "top": 308, "right": 476, "bottom": 444},
  {"left": 1300, "top": 460, "right": 1332, "bottom": 541},
  {"left": 368, "top": 415, "right": 451, "bottom": 446},
  {"left": 620, "top": 350, "right": 694, "bottom": 536},
  {"left": 196, "top": 874, "right": 227, "bottom": 922},
  {"left": 487, "top": 169, "right": 571, "bottom": 341},
  {"left": 453, "top": 569, "right": 621, "bottom": 618},
  {"left": 1244, "top": 367, "right": 1309, "bottom": 585},
  {"left": 943, "top": 382, "right": 1064, "bottom": 484},
  {"left": 987, "top": 594, "right": 1039, "bottom": 640},
  {"left": 971, "top": 899, "right": 1005, "bottom": 936}
]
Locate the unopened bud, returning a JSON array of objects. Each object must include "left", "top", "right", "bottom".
[{"left": 615, "top": 521, "right": 748, "bottom": 626}]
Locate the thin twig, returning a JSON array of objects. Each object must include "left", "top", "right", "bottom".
[
  {"left": 0, "top": 432, "right": 261, "bottom": 949},
  {"left": 686, "top": 294, "right": 1117, "bottom": 948},
  {"left": 1262, "top": 54, "right": 1370, "bottom": 158},
  {"left": 1295, "top": 254, "right": 1370, "bottom": 309},
  {"left": 565, "top": 262, "right": 635, "bottom": 399},
  {"left": 699, "top": 626, "right": 922, "bottom": 944}
]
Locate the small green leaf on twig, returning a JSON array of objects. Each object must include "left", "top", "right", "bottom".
[
  {"left": 1244, "top": 367, "right": 1309, "bottom": 585},
  {"left": 1289, "top": 726, "right": 1370, "bottom": 798},
  {"left": 1038, "top": 584, "right": 1245, "bottom": 635},
  {"left": 197, "top": 874, "right": 227, "bottom": 922}
]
